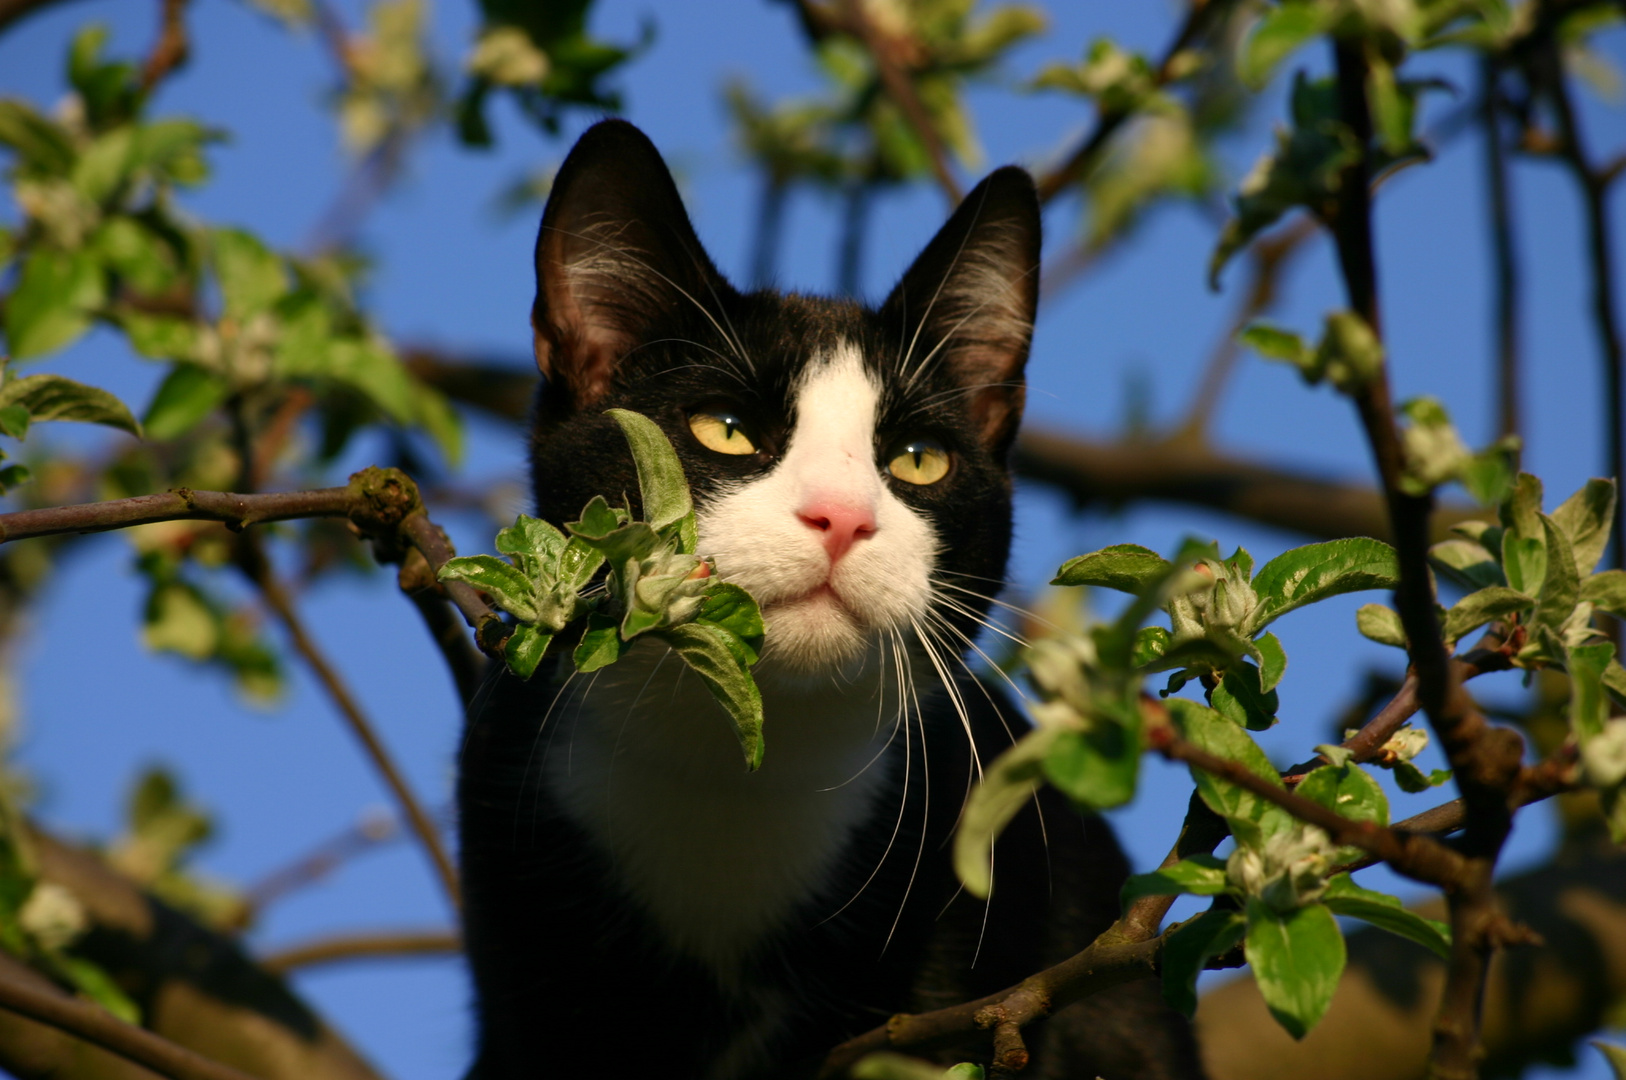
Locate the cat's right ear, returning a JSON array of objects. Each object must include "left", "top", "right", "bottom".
[{"left": 531, "top": 120, "right": 730, "bottom": 413}]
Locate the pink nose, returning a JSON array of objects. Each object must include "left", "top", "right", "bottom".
[{"left": 797, "top": 501, "right": 877, "bottom": 563}]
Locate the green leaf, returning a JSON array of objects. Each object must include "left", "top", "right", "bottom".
[
  {"left": 953, "top": 724, "right": 1060, "bottom": 899},
  {"left": 1212, "top": 661, "right": 1279, "bottom": 731},
  {"left": 1295, "top": 762, "right": 1387, "bottom": 861},
  {"left": 0, "top": 405, "right": 28, "bottom": 439},
  {"left": 1462, "top": 436, "right": 1520, "bottom": 508},
  {"left": 1500, "top": 472, "right": 1545, "bottom": 593},
  {"left": 657, "top": 620, "right": 765, "bottom": 771},
  {"left": 1053, "top": 543, "right": 1172, "bottom": 592},
  {"left": 1321, "top": 874, "right": 1451, "bottom": 959},
  {"left": 1255, "top": 632, "right": 1287, "bottom": 692},
  {"left": 5, "top": 248, "right": 106, "bottom": 360},
  {"left": 0, "top": 464, "right": 32, "bottom": 492},
  {"left": 1366, "top": 59, "right": 1413, "bottom": 154},
  {"left": 1554, "top": 479, "right": 1616, "bottom": 576},
  {"left": 93, "top": 216, "right": 179, "bottom": 295},
  {"left": 1356, "top": 603, "right": 1407, "bottom": 648},
  {"left": 1247, "top": 538, "right": 1400, "bottom": 633},
  {"left": 1583, "top": 570, "right": 1626, "bottom": 617},
  {"left": 437, "top": 554, "right": 537, "bottom": 622},
  {"left": 1568, "top": 641, "right": 1615, "bottom": 742},
  {"left": 569, "top": 495, "right": 629, "bottom": 540},
  {"left": 699, "top": 582, "right": 765, "bottom": 662},
  {"left": 1132, "top": 625, "right": 1171, "bottom": 668},
  {"left": 0, "top": 374, "right": 140, "bottom": 437},
  {"left": 212, "top": 228, "right": 287, "bottom": 319},
  {"left": 573, "top": 612, "right": 624, "bottom": 672},
  {"left": 1442, "top": 586, "right": 1531, "bottom": 645},
  {"left": 1161, "top": 908, "right": 1246, "bottom": 1017},
  {"left": 1121, "top": 854, "right": 1229, "bottom": 907},
  {"left": 558, "top": 536, "right": 606, "bottom": 592},
  {"left": 503, "top": 622, "right": 552, "bottom": 680},
  {"left": 496, "top": 514, "right": 568, "bottom": 579},
  {"left": 1533, "top": 514, "right": 1580, "bottom": 632},
  {"left": 72, "top": 125, "right": 135, "bottom": 204},
  {"left": 1240, "top": 2, "right": 1332, "bottom": 87},
  {"left": 325, "top": 338, "right": 418, "bottom": 424},
  {"left": 1043, "top": 716, "right": 1142, "bottom": 812},
  {"left": 1429, "top": 538, "right": 1504, "bottom": 591},
  {"left": 56, "top": 955, "right": 141, "bottom": 1025},
  {"left": 1166, "top": 697, "right": 1289, "bottom": 848},
  {"left": 1592, "top": 1041, "right": 1626, "bottom": 1080},
  {"left": 606, "top": 408, "right": 694, "bottom": 538},
  {"left": 121, "top": 313, "right": 200, "bottom": 361},
  {"left": 1392, "top": 761, "right": 1451, "bottom": 793},
  {"left": 1239, "top": 323, "right": 1312, "bottom": 370},
  {"left": 0, "top": 100, "right": 76, "bottom": 176},
  {"left": 1245, "top": 899, "right": 1346, "bottom": 1040},
  {"left": 142, "top": 365, "right": 228, "bottom": 441}
]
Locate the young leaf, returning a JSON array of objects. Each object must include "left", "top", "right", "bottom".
[
  {"left": 1161, "top": 908, "right": 1246, "bottom": 1017},
  {"left": 1582, "top": 570, "right": 1626, "bottom": 618},
  {"left": 657, "top": 621, "right": 764, "bottom": 771},
  {"left": 0, "top": 374, "right": 140, "bottom": 437},
  {"left": 1442, "top": 586, "right": 1531, "bottom": 645},
  {"left": 1568, "top": 641, "right": 1615, "bottom": 743},
  {"left": 1554, "top": 479, "right": 1616, "bottom": 576},
  {"left": 503, "top": 623, "right": 552, "bottom": 680},
  {"left": 1212, "top": 661, "right": 1279, "bottom": 731},
  {"left": 1043, "top": 715, "right": 1142, "bottom": 812},
  {"left": 1295, "top": 761, "right": 1387, "bottom": 863},
  {"left": 573, "top": 612, "right": 625, "bottom": 673},
  {"left": 606, "top": 408, "right": 695, "bottom": 539},
  {"left": 1356, "top": 603, "right": 1407, "bottom": 648},
  {"left": 1052, "top": 543, "right": 1171, "bottom": 592},
  {"left": 698, "top": 582, "right": 765, "bottom": 661},
  {"left": 1166, "top": 698, "right": 1289, "bottom": 847},
  {"left": 1255, "top": 632, "right": 1287, "bottom": 692},
  {"left": 1500, "top": 473, "right": 1546, "bottom": 593},
  {"left": 212, "top": 228, "right": 287, "bottom": 319},
  {"left": 0, "top": 405, "right": 27, "bottom": 439},
  {"left": 143, "top": 365, "right": 228, "bottom": 441},
  {"left": 1238, "top": 323, "right": 1312, "bottom": 371},
  {"left": 495, "top": 514, "right": 569, "bottom": 571},
  {"left": 437, "top": 555, "right": 538, "bottom": 623},
  {"left": 1240, "top": 3, "right": 1333, "bottom": 87},
  {"left": 1321, "top": 873, "right": 1451, "bottom": 959},
  {"left": 1429, "top": 538, "right": 1504, "bottom": 591},
  {"left": 1247, "top": 538, "right": 1400, "bottom": 632},
  {"left": 953, "top": 724, "right": 1061, "bottom": 899},
  {"left": 5, "top": 248, "right": 106, "bottom": 360},
  {"left": 1392, "top": 761, "right": 1451, "bottom": 793},
  {"left": 1245, "top": 898, "right": 1346, "bottom": 1040},
  {"left": 1120, "top": 854, "right": 1229, "bottom": 907},
  {"left": 1533, "top": 514, "right": 1580, "bottom": 633}
]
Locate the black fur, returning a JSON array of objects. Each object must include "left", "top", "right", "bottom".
[{"left": 457, "top": 119, "right": 1204, "bottom": 1080}]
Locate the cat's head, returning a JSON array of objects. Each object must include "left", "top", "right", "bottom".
[{"left": 527, "top": 120, "right": 1039, "bottom": 678}]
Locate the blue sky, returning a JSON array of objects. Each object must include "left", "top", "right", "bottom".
[{"left": 2, "top": 2, "right": 1624, "bottom": 1078}]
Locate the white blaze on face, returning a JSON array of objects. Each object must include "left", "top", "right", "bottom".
[{"left": 698, "top": 342, "right": 939, "bottom": 674}]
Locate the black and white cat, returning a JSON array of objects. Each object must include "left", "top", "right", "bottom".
[{"left": 457, "top": 119, "right": 1203, "bottom": 1080}]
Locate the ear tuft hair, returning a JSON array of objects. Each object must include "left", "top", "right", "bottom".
[
  {"left": 531, "top": 120, "right": 734, "bottom": 415},
  {"left": 881, "top": 167, "right": 1040, "bottom": 449}
]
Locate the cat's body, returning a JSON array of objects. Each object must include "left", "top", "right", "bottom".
[{"left": 457, "top": 120, "right": 1203, "bottom": 1080}]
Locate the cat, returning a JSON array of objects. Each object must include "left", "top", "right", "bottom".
[{"left": 456, "top": 118, "right": 1204, "bottom": 1080}]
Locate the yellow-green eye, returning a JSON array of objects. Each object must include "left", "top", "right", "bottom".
[
  {"left": 887, "top": 439, "right": 950, "bottom": 485},
  {"left": 689, "top": 410, "right": 757, "bottom": 455}
]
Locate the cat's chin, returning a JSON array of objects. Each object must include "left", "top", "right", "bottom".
[{"left": 755, "top": 588, "right": 875, "bottom": 678}]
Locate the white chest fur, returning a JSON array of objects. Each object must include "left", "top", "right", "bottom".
[{"left": 542, "top": 642, "right": 898, "bottom": 984}]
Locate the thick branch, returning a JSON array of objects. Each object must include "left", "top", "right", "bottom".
[
  {"left": 0, "top": 961, "right": 257, "bottom": 1080},
  {"left": 236, "top": 534, "right": 462, "bottom": 909},
  {"left": 0, "top": 0, "right": 84, "bottom": 34},
  {"left": 139, "top": 0, "right": 190, "bottom": 92}
]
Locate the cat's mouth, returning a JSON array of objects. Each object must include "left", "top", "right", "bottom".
[{"left": 768, "top": 583, "right": 858, "bottom": 620}]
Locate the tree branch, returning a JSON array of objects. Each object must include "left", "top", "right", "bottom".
[
  {"left": 1480, "top": 58, "right": 1522, "bottom": 443},
  {"left": 0, "top": 0, "right": 85, "bottom": 35},
  {"left": 235, "top": 533, "right": 462, "bottom": 910},
  {"left": 1328, "top": 39, "right": 1524, "bottom": 1078},
  {"left": 243, "top": 808, "right": 401, "bottom": 915},
  {"left": 139, "top": 0, "right": 190, "bottom": 92},
  {"left": 1033, "top": 0, "right": 1223, "bottom": 204},
  {"left": 0, "top": 959, "right": 258, "bottom": 1080},
  {"left": 260, "top": 930, "right": 461, "bottom": 975}
]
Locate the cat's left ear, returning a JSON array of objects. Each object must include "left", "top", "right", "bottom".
[{"left": 881, "top": 167, "right": 1040, "bottom": 450}]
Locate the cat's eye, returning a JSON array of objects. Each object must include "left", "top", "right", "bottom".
[
  {"left": 887, "top": 438, "right": 951, "bottom": 486},
  {"left": 688, "top": 410, "right": 758, "bottom": 456}
]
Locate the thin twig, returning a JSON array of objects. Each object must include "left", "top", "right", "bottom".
[
  {"left": 260, "top": 930, "right": 461, "bottom": 974},
  {"left": 1328, "top": 39, "right": 1523, "bottom": 1079},
  {"left": 1033, "top": 0, "right": 1223, "bottom": 204},
  {"left": 243, "top": 808, "right": 401, "bottom": 913},
  {"left": 0, "top": 963, "right": 257, "bottom": 1080},
  {"left": 398, "top": 546, "right": 487, "bottom": 704},
  {"left": 1543, "top": 30, "right": 1626, "bottom": 570},
  {"left": 139, "top": 0, "right": 190, "bottom": 92},
  {"left": 1481, "top": 58, "right": 1522, "bottom": 443},
  {"left": 236, "top": 534, "right": 462, "bottom": 909}
]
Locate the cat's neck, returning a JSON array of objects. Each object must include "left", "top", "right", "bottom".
[{"left": 541, "top": 638, "right": 903, "bottom": 984}]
